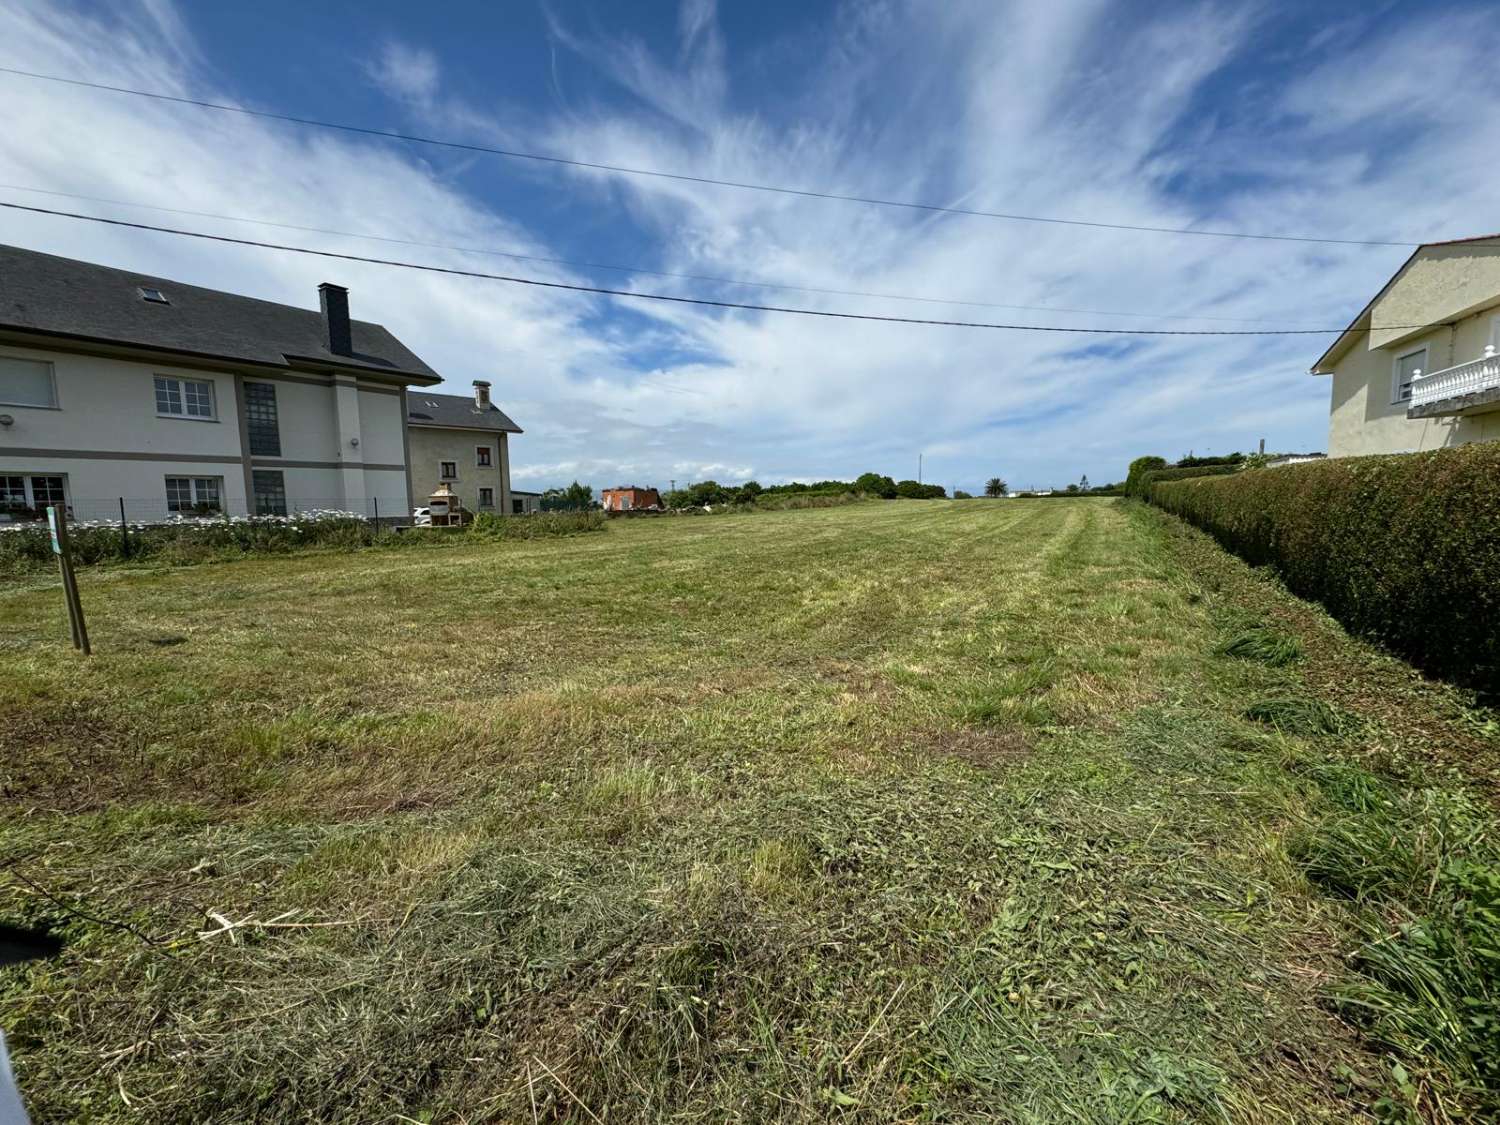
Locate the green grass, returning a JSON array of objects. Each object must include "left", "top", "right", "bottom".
[{"left": 2, "top": 498, "right": 1496, "bottom": 1122}]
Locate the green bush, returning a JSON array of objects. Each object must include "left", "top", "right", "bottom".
[
  {"left": 1149, "top": 445, "right": 1500, "bottom": 692},
  {"left": 1140, "top": 464, "right": 1240, "bottom": 493},
  {"left": 470, "top": 510, "right": 605, "bottom": 538},
  {"left": 1124, "top": 456, "right": 1168, "bottom": 497}
]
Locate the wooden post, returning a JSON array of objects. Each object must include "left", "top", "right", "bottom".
[
  {"left": 48, "top": 506, "right": 90, "bottom": 655},
  {"left": 118, "top": 496, "right": 130, "bottom": 559},
  {"left": 373, "top": 495, "right": 380, "bottom": 536}
]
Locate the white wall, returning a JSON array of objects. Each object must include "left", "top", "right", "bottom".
[
  {"left": 1327, "top": 305, "right": 1500, "bottom": 457},
  {"left": 1, "top": 339, "right": 422, "bottom": 518}
]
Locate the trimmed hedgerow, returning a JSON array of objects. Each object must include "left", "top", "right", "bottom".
[
  {"left": 1150, "top": 444, "right": 1500, "bottom": 692},
  {"left": 1123, "top": 455, "right": 1168, "bottom": 497},
  {"left": 1140, "top": 464, "right": 1241, "bottom": 492}
]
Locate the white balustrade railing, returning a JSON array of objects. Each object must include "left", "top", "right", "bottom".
[{"left": 1409, "top": 345, "right": 1500, "bottom": 410}]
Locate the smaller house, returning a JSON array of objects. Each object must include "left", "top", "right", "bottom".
[
  {"left": 601, "top": 486, "right": 663, "bottom": 513},
  {"left": 510, "top": 489, "right": 541, "bottom": 515},
  {"left": 406, "top": 381, "right": 522, "bottom": 516},
  {"left": 1312, "top": 233, "right": 1500, "bottom": 456}
]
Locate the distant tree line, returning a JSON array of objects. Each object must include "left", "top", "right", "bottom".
[{"left": 662, "top": 473, "right": 949, "bottom": 509}]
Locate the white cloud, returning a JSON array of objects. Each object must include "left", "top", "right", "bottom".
[
  {"left": 2, "top": 0, "right": 1498, "bottom": 492},
  {"left": 365, "top": 41, "right": 442, "bottom": 104}
]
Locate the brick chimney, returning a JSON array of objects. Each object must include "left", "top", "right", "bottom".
[
  {"left": 318, "top": 283, "right": 352, "bottom": 356},
  {"left": 473, "top": 380, "right": 491, "bottom": 410}
]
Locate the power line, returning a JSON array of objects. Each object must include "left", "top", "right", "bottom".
[
  {"left": 0, "top": 182, "right": 1323, "bottom": 325},
  {"left": 0, "top": 65, "right": 1423, "bottom": 249},
  {"left": 0, "top": 201, "right": 1425, "bottom": 336}
]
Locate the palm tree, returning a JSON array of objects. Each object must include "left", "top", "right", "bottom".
[{"left": 984, "top": 477, "right": 1007, "bottom": 497}]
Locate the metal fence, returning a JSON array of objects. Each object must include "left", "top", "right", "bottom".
[{"left": 1, "top": 496, "right": 413, "bottom": 529}]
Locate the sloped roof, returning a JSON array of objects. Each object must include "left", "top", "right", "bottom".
[
  {"left": 0, "top": 242, "right": 440, "bottom": 382},
  {"left": 407, "top": 391, "right": 522, "bottom": 433},
  {"left": 1311, "top": 232, "right": 1500, "bottom": 374}
]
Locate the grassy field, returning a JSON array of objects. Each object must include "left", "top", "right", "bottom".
[{"left": 2, "top": 499, "right": 1497, "bottom": 1122}]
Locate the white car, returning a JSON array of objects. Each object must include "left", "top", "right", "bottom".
[{"left": 411, "top": 506, "right": 432, "bottom": 527}]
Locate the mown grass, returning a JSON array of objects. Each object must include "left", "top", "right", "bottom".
[{"left": 1, "top": 498, "right": 1496, "bottom": 1122}]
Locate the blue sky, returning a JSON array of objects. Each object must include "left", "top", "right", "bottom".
[{"left": 3, "top": 0, "right": 1498, "bottom": 492}]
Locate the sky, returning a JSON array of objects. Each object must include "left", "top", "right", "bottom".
[{"left": 3, "top": 0, "right": 1498, "bottom": 493}]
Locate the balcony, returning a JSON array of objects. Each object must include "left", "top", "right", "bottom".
[{"left": 1407, "top": 346, "right": 1500, "bottom": 418}]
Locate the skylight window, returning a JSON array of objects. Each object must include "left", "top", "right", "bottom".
[{"left": 138, "top": 286, "right": 169, "bottom": 304}]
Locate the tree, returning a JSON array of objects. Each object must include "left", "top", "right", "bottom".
[
  {"left": 854, "top": 472, "right": 898, "bottom": 499},
  {"left": 542, "top": 480, "right": 595, "bottom": 511},
  {"left": 953, "top": 489, "right": 973, "bottom": 499},
  {"left": 984, "top": 477, "right": 1008, "bottom": 498},
  {"left": 1079, "top": 475, "right": 1090, "bottom": 492},
  {"left": 1065, "top": 483, "right": 1080, "bottom": 493}
]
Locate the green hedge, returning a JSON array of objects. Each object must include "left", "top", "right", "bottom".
[
  {"left": 1140, "top": 464, "right": 1241, "bottom": 492},
  {"left": 1149, "top": 445, "right": 1500, "bottom": 691}
]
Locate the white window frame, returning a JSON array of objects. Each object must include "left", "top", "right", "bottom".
[
  {"left": 164, "top": 475, "right": 223, "bottom": 513},
  {"left": 476, "top": 445, "right": 492, "bottom": 467},
  {"left": 154, "top": 374, "right": 217, "bottom": 420},
  {"left": 0, "top": 473, "right": 69, "bottom": 515},
  {"left": 440, "top": 461, "right": 458, "bottom": 480},
  {"left": 1489, "top": 315, "right": 1500, "bottom": 353},
  {"left": 0, "top": 355, "right": 60, "bottom": 409},
  {"left": 1391, "top": 345, "right": 1427, "bottom": 406}
]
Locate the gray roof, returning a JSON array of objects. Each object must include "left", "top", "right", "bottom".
[
  {"left": 407, "top": 391, "right": 522, "bottom": 433},
  {"left": 0, "top": 243, "right": 440, "bottom": 382}
]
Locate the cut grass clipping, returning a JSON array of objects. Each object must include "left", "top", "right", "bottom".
[
  {"left": 1290, "top": 758, "right": 1500, "bottom": 1118},
  {"left": 1218, "top": 626, "right": 1302, "bottom": 667},
  {"left": 1243, "top": 696, "right": 1349, "bottom": 737}
]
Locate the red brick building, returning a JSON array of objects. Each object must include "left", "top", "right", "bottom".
[{"left": 601, "top": 486, "right": 663, "bottom": 512}]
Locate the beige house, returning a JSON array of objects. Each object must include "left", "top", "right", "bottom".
[
  {"left": 1313, "top": 234, "right": 1500, "bottom": 456},
  {"left": 406, "top": 382, "right": 522, "bottom": 516}
]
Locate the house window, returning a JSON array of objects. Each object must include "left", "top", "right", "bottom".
[
  {"left": 440, "top": 461, "right": 457, "bottom": 480},
  {"left": 155, "top": 375, "right": 216, "bottom": 419},
  {"left": 165, "top": 476, "right": 222, "bottom": 513},
  {"left": 252, "top": 470, "right": 287, "bottom": 516},
  {"left": 0, "top": 475, "right": 67, "bottom": 516},
  {"left": 1392, "top": 347, "right": 1426, "bottom": 404},
  {"left": 478, "top": 487, "right": 494, "bottom": 508},
  {"left": 244, "top": 381, "right": 281, "bottom": 456},
  {"left": 476, "top": 446, "right": 492, "bottom": 467},
  {"left": 1, "top": 476, "right": 25, "bottom": 511},
  {"left": 0, "top": 356, "right": 58, "bottom": 408},
  {"left": 30, "top": 476, "right": 66, "bottom": 510}
]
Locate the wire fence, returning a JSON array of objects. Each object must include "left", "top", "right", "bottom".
[{"left": 0, "top": 496, "right": 415, "bottom": 529}]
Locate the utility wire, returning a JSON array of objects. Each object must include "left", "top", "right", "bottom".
[
  {"left": 0, "top": 201, "right": 1410, "bottom": 336},
  {"left": 0, "top": 65, "right": 1423, "bottom": 248},
  {"left": 0, "top": 183, "right": 1323, "bottom": 325}
]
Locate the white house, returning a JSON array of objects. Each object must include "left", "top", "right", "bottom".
[
  {"left": 0, "top": 243, "right": 443, "bottom": 522},
  {"left": 1312, "top": 234, "right": 1500, "bottom": 457}
]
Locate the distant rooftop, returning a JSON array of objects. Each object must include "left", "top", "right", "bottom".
[{"left": 407, "top": 391, "right": 522, "bottom": 433}]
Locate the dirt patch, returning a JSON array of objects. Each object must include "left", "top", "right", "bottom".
[{"left": 922, "top": 726, "right": 1032, "bottom": 769}]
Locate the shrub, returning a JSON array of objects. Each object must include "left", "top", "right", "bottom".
[
  {"left": 1124, "top": 456, "right": 1168, "bottom": 497},
  {"left": 1149, "top": 445, "right": 1500, "bottom": 692},
  {"left": 469, "top": 510, "right": 605, "bottom": 539},
  {"left": 1175, "top": 452, "right": 1245, "bottom": 468},
  {"left": 1139, "top": 464, "right": 1240, "bottom": 494}
]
